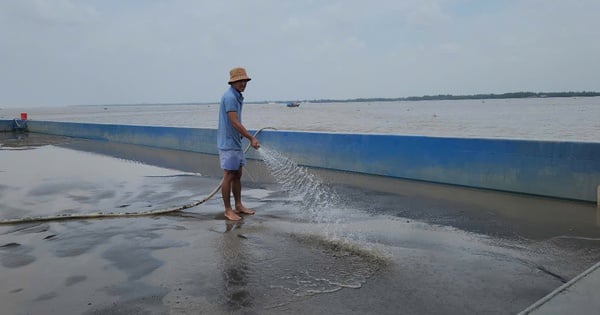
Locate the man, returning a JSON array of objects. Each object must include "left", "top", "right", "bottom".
[{"left": 217, "top": 67, "right": 260, "bottom": 221}]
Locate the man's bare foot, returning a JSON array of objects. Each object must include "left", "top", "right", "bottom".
[
  {"left": 235, "top": 205, "right": 255, "bottom": 215},
  {"left": 224, "top": 208, "right": 242, "bottom": 221}
]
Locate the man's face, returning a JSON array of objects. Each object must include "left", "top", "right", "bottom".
[{"left": 231, "top": 80, "right": 249, "bottom": 93}]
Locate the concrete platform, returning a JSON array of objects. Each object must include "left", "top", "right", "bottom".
[
  {"left": 2, "top": 133, "right": 600, "bottom": 314},
  {"left": 520, "top": 261, "right": 600, "bottom": 314}
]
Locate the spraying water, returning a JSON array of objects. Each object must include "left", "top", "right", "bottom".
[
  {"left": 254, "top": 146, "right": 389, "bottom": 301},
  {"left": 257, "top": 146, "right": 345, "bottom": 233}
]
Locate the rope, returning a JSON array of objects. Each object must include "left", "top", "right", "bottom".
[{"left": 0, "top": 127, "right": 276, "bottom": 225}]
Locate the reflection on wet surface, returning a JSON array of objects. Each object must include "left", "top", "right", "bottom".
[{"left": 1, "top": 133, "right": 599, "bottom": 314}]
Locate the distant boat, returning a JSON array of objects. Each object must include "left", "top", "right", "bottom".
[{"left": 286, "top": 102, "right": 300, "bottom": 107}]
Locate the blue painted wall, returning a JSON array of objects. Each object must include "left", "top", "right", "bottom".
[
  {"left": 26, "top": 121, "right": 217, "bottom": 153},
  {"left": 21, "top": 120, "right": 600, "bottom": 203},
  {"left": 0, "top": 119, "right": 27, "bottom": 132},
  {"left": 0, "top": 120, "right": 13, "bottom": 132},
  {"left": 253, "top": 130, "right": 600, "bottom": 202}
]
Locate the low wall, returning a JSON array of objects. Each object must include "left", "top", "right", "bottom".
[
  {"left": 26, "top": 120, "right": 216, "bottom": 153},
  {"left": 22, "top": 120, "right": 600, "bottom": 203},
  {"left": 0, "top": 119, "right": 27, "bottom": 132}
]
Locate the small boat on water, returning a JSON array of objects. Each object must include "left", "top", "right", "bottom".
[{"left": 286, "top": 102, "right": 300, "bottom": 107}]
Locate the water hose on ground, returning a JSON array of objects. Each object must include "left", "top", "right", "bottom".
[{"left": 0, "top": 127, "right": 276, "bottom": 225}]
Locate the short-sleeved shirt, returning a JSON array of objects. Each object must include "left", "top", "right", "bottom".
[{"left": 217, "top": 86, "right": 244, "bottom": 150}]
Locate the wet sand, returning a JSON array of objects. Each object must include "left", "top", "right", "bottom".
[{"left": 1, "top": 133, "right": 600, "bottom": 314}]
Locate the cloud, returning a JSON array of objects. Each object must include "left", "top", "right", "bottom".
[{"left": 1, "top": 0, "right": 599, "bottom": 107}]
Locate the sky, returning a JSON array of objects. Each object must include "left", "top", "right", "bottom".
[{"left": 1, "top": 0, "right": 599, "bottom": 107}]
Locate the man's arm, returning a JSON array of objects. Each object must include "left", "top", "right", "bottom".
[{"left": 227, "top": 111, "right": 260, "bottom": 149}]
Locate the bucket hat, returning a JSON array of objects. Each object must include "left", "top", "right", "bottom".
[{"left": 228, "top": 67, "right": 251, "bottom": 84}]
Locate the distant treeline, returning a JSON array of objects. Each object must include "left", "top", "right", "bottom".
[
  {"left": 303, "top": 91, "right": 600, "bottom": 103},
  {"left": 84, "top": 91, "right": 600, "bottom": 107}
]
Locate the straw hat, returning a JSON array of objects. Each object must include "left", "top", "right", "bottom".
[{"left": 228, "top": 67, "right": 251, "bottom": 84}]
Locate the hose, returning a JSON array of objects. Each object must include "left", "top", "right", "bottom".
[{"left": 0, "top": 127, "right": 276, "bottom": 225}]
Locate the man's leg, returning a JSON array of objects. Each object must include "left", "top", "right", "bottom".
[
  {"left": 232, "top": 167, "right": 255, "bottom": 215},
  {"left": 222, "top": 170, "right": 242, "bottom": 221}
]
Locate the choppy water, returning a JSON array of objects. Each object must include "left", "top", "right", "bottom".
[{"left": 2, "top": 97, "right": 599, "bottom": 141}]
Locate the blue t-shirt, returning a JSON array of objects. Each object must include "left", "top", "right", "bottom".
[{"left": 217, "top": 87, "right": 244, "bottom": 150}]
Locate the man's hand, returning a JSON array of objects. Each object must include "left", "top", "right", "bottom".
[{"left": 250, "top": 137, "right": 260, "bottom": 149}]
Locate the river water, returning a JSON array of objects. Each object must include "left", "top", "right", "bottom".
[{"left": 2, "top": 96, "right": 599, "bottom": 141}]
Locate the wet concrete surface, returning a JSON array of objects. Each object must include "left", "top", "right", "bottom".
[{"left": 1, "top": 132, "right": 600, "bottom": 314}]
